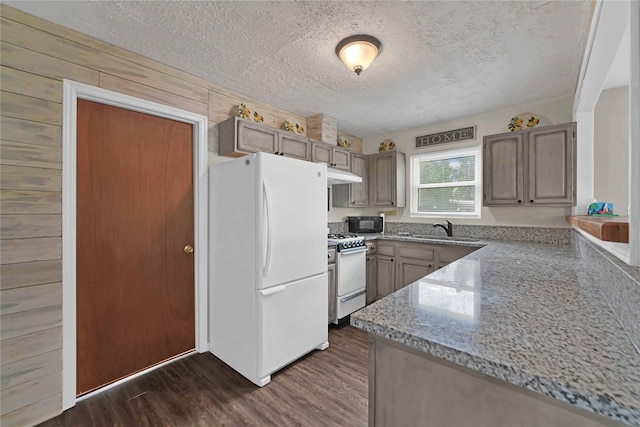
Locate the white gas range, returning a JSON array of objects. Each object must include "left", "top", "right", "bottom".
[{"left": 327, "top": 234, "right": 366, "bottom": 325}]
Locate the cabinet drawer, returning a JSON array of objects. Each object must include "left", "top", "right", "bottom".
[
  {"left": 398, "top": 243, "right": 434, "bottom": 260},
  {"left": 376, "top": 242, "right": 396, "bottom": 257}
]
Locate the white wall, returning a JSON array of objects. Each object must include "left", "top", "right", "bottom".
[
  {"left": 594, "top": 86, "right": 630, "bottom": 214},
  {"left": 350, "top": 95, "right": 576, "bottom": 227}
]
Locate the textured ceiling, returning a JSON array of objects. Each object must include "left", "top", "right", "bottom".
[{"left": 5, "top": 1, "right": 593, "bottom": 138}]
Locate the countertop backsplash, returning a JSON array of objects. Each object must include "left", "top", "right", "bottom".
[
  {"left": 330, "top": 221, "right": 571, "bottom": 244},
  {"left": 328, "top": 222, "right": 348, "bottom": 234}
]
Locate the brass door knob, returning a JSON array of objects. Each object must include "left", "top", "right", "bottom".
[{"left": 184, "top": 245, "right": 194, "bottom": 254}]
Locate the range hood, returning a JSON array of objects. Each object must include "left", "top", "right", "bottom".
[{"left": 326, "top": 167, "right": 363, "bottom": 185}]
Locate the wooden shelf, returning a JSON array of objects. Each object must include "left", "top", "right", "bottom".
[{"left": 566, "top": 215, "right": 629, "bottom": 243}]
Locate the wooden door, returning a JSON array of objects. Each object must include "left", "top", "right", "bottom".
[
  {"left": 483, "top": 132, "right": 525, "bottom": 206},
  {"left": 527, "top": 123, "right": 576, "bottom": 205},
  {"left": 76, "top": 100, "right": 195, "bottom": 396}
]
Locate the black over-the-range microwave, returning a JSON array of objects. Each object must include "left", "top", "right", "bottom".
[{"left": 348, "top": 216, "right": 384, "bottom": 234}]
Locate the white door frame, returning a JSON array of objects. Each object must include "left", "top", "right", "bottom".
[{"left": 61, "top": 79, "right": 209, "bottom": 410}]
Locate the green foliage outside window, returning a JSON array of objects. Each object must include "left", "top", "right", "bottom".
[{"left": 418, "top": 155, "right": 476, "bottom": 213}]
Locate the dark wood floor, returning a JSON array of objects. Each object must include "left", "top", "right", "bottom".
[{"left": 39, "top": 326, "right": 368, "bottom": 427}]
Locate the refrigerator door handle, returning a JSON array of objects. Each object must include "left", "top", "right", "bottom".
[
  {"left": 260, "top": 285, "right": 286, "bottom": 296},
  {"left": 263, "top": 180, "right": 273, "bottom": 278}
]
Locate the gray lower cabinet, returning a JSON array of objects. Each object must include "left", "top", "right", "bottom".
[
  {"left": 366, "top": 242, "right": 377, "bottom": 304},
  {"left": 375, "top": 256, "right": 395, "bottom": 299},
  {"left": 312, "top": 141, "right": 351, "bottom": 170},
  {"left": 328, "top": 249, "right": 336, "bottom": 324},
  {"left": 396, "top": 258, "right": 434, "bottom": 290},
  {"left": 437, "top": 245, "right": 477, "bottom": 269},
  {"left": 483, "top": 122, "right": 576, "bottom": 206},
  {"left": 369, "top": 151, "right": 406, "bottom": 208},
  {"left": 368, "top": 335, "right": 613, "bottom": 427},
  {"left": 396, "top": 242, "right": 435, "bottom": 290},
  {"left": 332, "top": 152, "right": 369, "bottom": 207},
  {"left": 373, "top": 240, "right": 478, "bottom": 300},
  {"left": 375, "top": 241, "right": 396, "bottom": 299},
  {"left": 219, "top": 116, "right": 311, "bottom": 161}
]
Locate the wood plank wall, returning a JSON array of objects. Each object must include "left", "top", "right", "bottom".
[{"left": 0, "top": 5, "right": 358, "bottom": 426}]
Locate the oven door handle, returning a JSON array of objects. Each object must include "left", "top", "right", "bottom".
[
  {"left": 338, "top": 246, "right": 367, "bottom": 255},
  {"left": 340, "top": 290, "right": 366, "bottom": 303}
]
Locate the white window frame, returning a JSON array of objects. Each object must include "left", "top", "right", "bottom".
[{"left": 410, "top": 146, "right": 482, "bottom": 218}]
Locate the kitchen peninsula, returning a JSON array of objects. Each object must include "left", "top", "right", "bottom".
[{"left": 351, "top": 233, "right": 640, "bottom": 427}]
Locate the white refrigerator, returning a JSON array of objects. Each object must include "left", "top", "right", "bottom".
[{"left": 209, "top": 152, "right": 328, "bottom": 386}]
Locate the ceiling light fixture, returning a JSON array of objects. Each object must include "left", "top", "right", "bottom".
[{"left": 335, "top": 35, "right": 382, "bottom": 76}]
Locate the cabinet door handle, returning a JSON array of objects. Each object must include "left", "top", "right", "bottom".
[
  {"left": 280, "top": 152, "right": 284, "bottom": 156},
  {"left": 530, "top": 200, "right": 534, "bottom": 203},
  {"left": 391, "top": 202, "right": 394, "bottom": 205},
  {"left": 275, "top": 151, "right": 279, "bottom": 155},
  {"left": 517, "top": 200, "right": 522, "bottom": 204}
]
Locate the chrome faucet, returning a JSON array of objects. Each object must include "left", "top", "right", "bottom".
[{"left": 433, "top": 220, "right": 453, "bottom": 237}]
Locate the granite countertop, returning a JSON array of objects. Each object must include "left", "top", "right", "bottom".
[{"left": 351, "top": 236, "right": 640, "bottom": 426}]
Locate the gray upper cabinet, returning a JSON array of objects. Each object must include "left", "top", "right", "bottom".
[
  {"left": 312, "top": 141, "right": 331, "bottom": 164},
  {"left": 219, "top": 116, "right": 311, "bottom": 161},
  {"left": 279, "top": 132, "right": 311, "bottom": 161},
  {"left": 331, "top": 146, "right": 351, "bottom": 170},
  {"left": 483, "top": 132, "right": 525, "bottom": 205},
  {"left": 311, "top": 141, "right": 351, "bottom": 170},
  {"left": 332, "top": 152, "right": 368, "bottom": 207},
  {"left": 527, "top": 124, "right": 576, "bottom": 205},
  {"left": 219, "top": 117, "right": 278, "bottom": 156},
  {"left": 483, "top": 122, "right": 576, "bottom": 206},
  {"left": 369, "top": 151, "right": 406, "bottom": 208}
]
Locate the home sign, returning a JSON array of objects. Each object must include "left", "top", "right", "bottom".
[{"left": 415, "top": 126, "right": 475, "bottom": 148}]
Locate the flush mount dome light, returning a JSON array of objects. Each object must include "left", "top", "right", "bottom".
[{"left": 335, "top": 34, "right": 382, "bottom": 75}]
